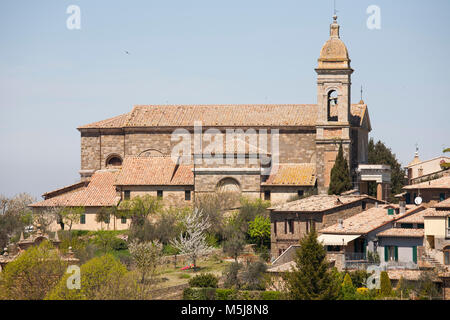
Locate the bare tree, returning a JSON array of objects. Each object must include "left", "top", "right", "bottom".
[
  {"left": 170, "top": 209, "right": 213, "bottom": 269},
  {"left": 33, "top": 207, "right": 60, "bottom": 234},
  {"left": 129, "top": 240, "right": 163, "bottom": 284}
]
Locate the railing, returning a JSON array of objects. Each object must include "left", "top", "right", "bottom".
[{"left": 345, "top": 252, "right": 367, "bottom": 261}]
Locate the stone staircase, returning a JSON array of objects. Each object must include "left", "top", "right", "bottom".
[{"left": 421, "top": 253, "right": 447, "bottom": 273}]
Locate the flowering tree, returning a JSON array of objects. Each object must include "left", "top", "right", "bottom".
[{"left": 171, "top": 209, "right": 213, "bottom": 269}]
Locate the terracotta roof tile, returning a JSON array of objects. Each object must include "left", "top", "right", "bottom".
[
  {"left": 434, "top": 197, "right": 450, "bottom": 208},
  {"left": 30, "top": 170, "right": 120, "bottom": 207},
  {"left": 78, "top": 104, "right": 368, "bottom": 129},
  {"left": 269, "top": 194, "right": 372, "bottom": 212},
  {"left": 262, "top": 163, "right": 316, "bottom": 186},
  {"left": 396, "top": 210, "right": 426, "bottom": 224},
  {"left": 319, "top": 205, "right": 419, "bottom": 235},
  {"left": 115, "top": 156, "right": 193, "bottom": 186},
  {"left": 403, "top": 176, "right": 450, "bottom": 190},
  {"left": 422, "top": 207, "right": 450, "bottom": 217},
  {"left": 377, "top": 228, "right": 424, "bottom": 238}
]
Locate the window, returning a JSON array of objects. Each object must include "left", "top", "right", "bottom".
[
  {"left": 418, "top": 223, "right": 424, "bottom": 229},
  {"left": 274, "top": 221, "right": 277, "bottom": 235},
  {"left": 306, "top": 219, "right": 316, "bottom": 234},
  {"left": 384, "top": 246, "right": 398, "bottom": 262},
  {"left": 80, "top": 214, "right": 86, "bottom": 224},
  {"left": 362, "top": 201, "right": 366, "bottom": 210},
  {"left": 288, "top": 220, "right": 294, "bottom": 234},
  {"left": 326, "top": 245, "right": 341, "bottom": 252},
  {"left": 412, "top": 246, "right": 417, "bottom": 264},
  {"left": 185, "top": 190, "right": 191, "bottom": 201},
  {"left": 327, "top": 90, "right": 339, "bottom": 122},
  {"left": 157, "top": 190, "right": 163, "bottom": 199},
  {"left": 444, "top": 247, "right": 450, "bottom": 265},
  {"left": 440, "top": 193, "right": 446, "bottom": 202},
  {"left": 124, "top": 190, "right": 130, "bottom": 200},
  {"left": 297, "top": 190, "right": 304, "bottom": 198},
  {"left": 121, "top": 217, "right": 127, "bottom": 224},
  {"left": 401, "top": 223, "right": 413, "bottom": 229},
  {"left": 106, "top": 155, "right": 123, "bottom": 167},
  {"left": 264, "top": 190, "right": 271, "bottom": 201},
  {"left": 405, "top": 193, "right": 411, "bottom": 204}
]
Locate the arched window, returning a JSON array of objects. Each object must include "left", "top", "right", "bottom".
[
  {"left": 216, "top": 178, "right": 241, "bottom": 193},
  {"left": 444, "top": 246, "right": 450, "bottom": 265},
  {"left": 106, "top": 155, "right": 123, "bottom": 167},
  {"left": 327, "top": 90, "right": 338, "bottom": 122}
]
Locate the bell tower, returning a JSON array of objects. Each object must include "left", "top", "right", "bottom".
[{"left": 315, "top": 15, "right": 354, "bottom": 194}]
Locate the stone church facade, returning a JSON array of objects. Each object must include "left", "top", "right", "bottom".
[{"left": 30, "top": 16, "right": 371, "bottom": 230}]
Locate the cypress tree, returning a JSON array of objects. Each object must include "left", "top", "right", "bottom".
[
  {"left": 341, "top": 273, "right": 356, "bottom": 300},
  {"left": 380, "top": 271, "right": 392, "bottom": 297},
  {"left": 283, "top": 231, "right": 341, "bottom": 300},
  {"left": 328, "top": 143, "right": 352, "bottom": 195}
]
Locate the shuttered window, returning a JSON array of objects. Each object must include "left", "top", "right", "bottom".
[
  {"left": 412, "top": 246, "right": 417, "bottom": 264},
  {"left": 80, "top": 214, "right": 86, "bottom": 224}
]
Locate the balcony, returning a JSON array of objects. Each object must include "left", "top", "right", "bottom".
[{"left": 345, "top": 252, "right": 367, "bottom": 261}]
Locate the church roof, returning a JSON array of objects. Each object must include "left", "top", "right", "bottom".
[
  {"left": 115, "top": 156, "right": 194, "bottom": 186},
  {"left": 30, "top": 170, "right": 120, "bottom": 207},
  {"left": 78, "top": 104, "right": 369, "bottom": 130},
  {"left": 262, "top": 163, "right": 316, "bottom": 186}
]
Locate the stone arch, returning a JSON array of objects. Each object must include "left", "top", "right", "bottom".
[
  {"left": 327, "top": 89, "right": 339, "bottom": 122},
  {"left": 138, "top": 149, "right": 165, "bottom": 157},
  {"left": 106, "top": 154, "right": 123, "bottom": 167},
  {"left": 216, "top": 177, "right": 241, "bottom": 193}
]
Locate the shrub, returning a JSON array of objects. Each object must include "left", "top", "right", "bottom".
[
  {"left": 380, "top": 271, "right": 392, "bottom": 297},
  {"left": 341, "top": 273, "right": 356, "bottom": 300},
  {"left": 163, "top": 243, "right": 180, "bottom": 255},
  {"left": 183, "top": 287, "right": 216, "bottom": 300},
  {"left": 0, "top": 241, "right": 66, "bottom": 300},
  {"left": 216, "top": 288, "right": 236, "bottom": 300},
  {"left": 46, "top": 254, "right": 127, "bottom": 300},
  {"left": 260, "top": 291, "right": 283, "bottom": 300},
  {"left": 188, "top": 273, "right": 219, "bottom": 288},
  {"left": 110, "top": 237, "right": 128, "bottom": 251}
]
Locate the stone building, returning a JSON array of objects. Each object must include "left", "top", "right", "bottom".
[{"left": 30, "top": 16, "right": 371, "bottom": 230}]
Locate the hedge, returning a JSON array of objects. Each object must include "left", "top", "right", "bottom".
[{"left": 183, "top": 288, "right": 283, "bottom": 300}]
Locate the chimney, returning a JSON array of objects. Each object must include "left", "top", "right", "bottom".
[
  {"left": 399, "top": 201, "right": 406, "bottom": 214},
  {"left": 338, "top": 219, "right": 344, "bottom": 229}
]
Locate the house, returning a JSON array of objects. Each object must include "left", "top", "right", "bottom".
[
  {"left": 317, "top": 204, "right": 425, "bottom": 270},
  {"left": 269, "top": 194, "right": 383, "bottom": 260},
  {"left": 405, "top": 149, "right": 450, "bottom": 185},
  {"left": 402, "top": 175, "right": 450, "bottom": 206}
]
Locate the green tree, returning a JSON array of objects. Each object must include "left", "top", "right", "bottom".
[
  {"left": 46, "top": 254, "right": 127, "bottom": 300},
  {"left": 341, "top": 273, "right": 356, "bottom": 300},
  {"left": 0, "top": 241, "right": 66, "bottom": 300},
  {"left": 368, "top": 139, "right": 405, "bottom": 201},
  {"left": 94, "top": 230, "right": 117, "bottom": 253},
  {"left": 128, "top": 240, "right": 163, "bottom": 284},
  {"left": 95, "top": 206, "right": 113, "bottom": 229},
  {"left": 61, "top": 206, "right": 84, "bottom": 232},
  {"left": 283, "top": 231, "right": 341, "bottom": 300},
  {"left": 223, "top": 231, "right": 246, "bottom": 263},
  {"left": 379, "top": 271, "right": 392, "bottom": 297},
  {"left": 248, "top": 215, "right": 271, "bottom": 248},
  {"left": 121, "top": 195, "right": 162, "bottom": 228},
  {"left": 441, "top": 148, "right": 450, "bottom": 170},
  {"left": 328, "top": 143, "right": 352, "bottom": 195}
]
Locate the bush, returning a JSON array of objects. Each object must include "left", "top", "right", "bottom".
[
  {"left": 380, "top": 271, "right": 392, "bottom": 297},
  {"left": 188, "top": 273, "right": 219, "bottom": 288},
  {"left": 260, "top": 291, "right": 283, "bottom": 300},
  {"left": 110, "top": 237, "right": 128, "bottom": 251},
  {"left": 216, "top": 288, "right": 236, "bottom": 300},
  {"left": 341, "top": 273, "right": 356, "bottom": 300},
  {"left": 183, "top": 287, "right": 216, "bottom": 300}
]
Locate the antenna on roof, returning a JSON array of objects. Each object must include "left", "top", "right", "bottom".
[
  {"left": 360, "top": 85, "right": 363, "bottom": 101},
  {"left": 333, "top": 0, "right": 338, "bottom": 16}
]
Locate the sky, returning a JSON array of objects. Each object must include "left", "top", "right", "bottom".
[{"left": 0, "top": 0, "right": 449, "bottom": 199}]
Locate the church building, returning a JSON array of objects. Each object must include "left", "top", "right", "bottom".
[{"left": 30, "top": 16, "right": 371, "bottom": 231}]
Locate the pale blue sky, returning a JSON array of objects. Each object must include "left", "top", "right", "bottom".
[{"left": 0, "top": 0, "right": 449, "bottom": 199}]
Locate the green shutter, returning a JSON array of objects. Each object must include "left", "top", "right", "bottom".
[
  {"left": 412, "top": 246, "right": 417, "bottom": 264},
  {"left": 394, "top": 246, "right": 398, "bottom": 262},
  {"left": 384, "top": 246, "right": 389, "bottom": 262},
  {"left": 80, "top": 214, "right": 86, "bottom": 224}
]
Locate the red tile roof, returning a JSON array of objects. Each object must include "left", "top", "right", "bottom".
[
  {"left": 403, "top": 176, "right": 450, "bottom": 190},
  {"left": 78, "top": 104, "right": 368, "bottom": 129},
  {"left": 377, "top": 228, "right": 424, "bottom": 238},
  {"left": 30, "top": 170, "right": 120, "bottom": 207},
  {"left": 115, "top": 156, "right": 193, "bottom": 186},
  {"left": 262, "top": 163, "right": 316, "bottom": 186}
]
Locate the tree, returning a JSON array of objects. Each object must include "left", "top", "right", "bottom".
[
  {"left": 283, "top": 231, "right": 341, "bottom": 300},
  {"left": 235, "top": 197, "right": 270, "bottom": 235},
  {"left": 128, "top": 240, "right": 163, "bottom": 284},
  {"left": 61, "top": 206, "right": 84, "bottom": 232},
  {"left": 0, "top": 241, "right": 66, "bottom": 300},
  {"left": 328, "top": 143, "right": 352, "bottom": 195},
  {"left": 248, "top": 215, "right": 271, "bottom": 248},
  {"left": 415, "top": 270, "right": 441, "bottom": 300},
  {"left": 94, "top": 230, "right": 117, "bottom": 253},
  {"left": 240, "top": 260, "right": 268, "bottom": 290},
  {"left": 170, "top": 208, "right": 213, "bottom": 269},
  {"left": 95, "top": 207, "right": 112, "bottom": 229},
  {"left": 441, "top": 147, "right": 450, "bottom": 170},
  {"left": 341, "top": 273, "right": 356, "bottom": 300},
  {"left": 368, "top": 138, "right": 405, "bottom": 201},
  {"left": 223, "top": 231, "right": 246, "bottom": 263},
  {"left": 379, "top": 271, "right": 392, "bottom": 297},
  {"left": 121, "top": 195, "right": 162, "bottom": 227},
  {"left": 0, "top": 193, "right": 35, "bottom": 250},
  {"left": 46, "top": 254, "right": 128, "bottom": 300},
  {"left": 33, "top": 207, "right": 59, "bottom": 234}
]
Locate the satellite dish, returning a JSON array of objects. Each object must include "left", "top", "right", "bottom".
[{"left": 414, "top": 196, "right": 423, "bottom": 205}]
